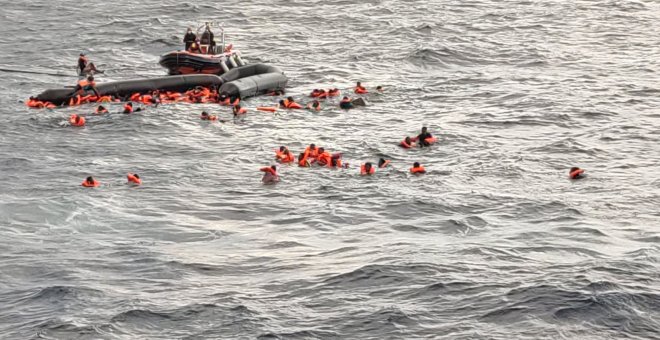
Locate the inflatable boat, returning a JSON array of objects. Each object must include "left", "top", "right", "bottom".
[
  {"left": 35, "top": 63, "right": 287, "bottom": 106},
  {"left": 159, "top": 23, "right": 247, "bottom": 75}
]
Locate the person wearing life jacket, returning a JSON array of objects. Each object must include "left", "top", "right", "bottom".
[
  {"left": 316, "top": 148, "right": 332, "bottom": 166},
  {"left": 69, "top": 114, "right": 85, "bottom": 127},
  {"left": 281, "top": 96, "right": 302, "bottom": 109},
  {"left": 569, "top": 167, "right": 585, "bottom": 180},
  {"left": 399, "top": 136, "right": 415, "bottom": 149},
  {"left": 275, "top": 146, "right": 289, "bottom": 160},
  {"left": 95, "top": 105, "right": 108, "bottom": 114},
  {"left": 200, "top": 111, "right": 217, "bottom": 121},
  {"left": 260, "top": 165, "right": 280, "bottom": 184},
  {"left": 329, "top": 153, "right": 343, "bottom": 168},
  {"left": 354, "top": 81, "right": 368, "bottom": 94},
  {"left": 127, "top": 173, "right": 142, "bottom": 185},
  {"left": 339, "top": 96, "right": 354, "bottom": 110},
  {"left": 360, "top": 162, "right": 376, "bottom": 175},
  {"left": 416, "top": 127, "right": 436, "bottom": 147},
  {"left": 328, "top": 88, "right": 340, "bottom": 97},
  {"left": 378, "top": 158, "right": 391, "bottom": 168},
  {"left": 233, "top": 104, "right": 247, "bottom": 116},
  {"left": 188, "top": 40, "right": 202, "bottom": 53},
  {"left": 75, "top": 75, "right": 100, "bottom": 97},
  {"left": 306, "top": 100, "right": 321, "bottom": 111},
  {"left": 310, "top": 89, "right": 321, "bottom": 97},
  {"left": 304, "top": 143, "right": 319, "bottom": 160},
  {"left": 183, "top": 27, "right": 197, "bottom": 51},
  {"left": 123, "top": 102, "right": 134, "bottom": 114},
  {"left": 298, "top": 152, "right": 311, "bottom": 167},
  {"left": 279, "top": 149, "right": 295, "bottom": 163},
  {"left": 81, "top": 176, "right": 99, "bottom": 187},
  {"left": 410, "top": 162, "right": 426, "bottom": 174}
]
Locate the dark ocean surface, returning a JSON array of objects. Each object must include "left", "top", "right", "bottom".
[{"left": 1, "top": 0, "right": 659, "bottom": 339}]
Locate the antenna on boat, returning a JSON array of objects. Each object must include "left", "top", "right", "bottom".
[{"left": 218, "top": 22, "right": 225, "bottom": 55}]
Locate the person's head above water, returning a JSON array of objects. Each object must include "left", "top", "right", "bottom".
[
  {"left": 201, "top": 111, "right": 209, "bottom": 117},
  {"left": 309, "top": 143, "right": 316, "bottom": 149},
  {"left": 287, "top": 96, "right": 294, "bottom": 102},
  {"left": 271, "top": 165, "right": 277, "bottom": 172},
  {"left": 279, "top": 146, "right": 286, "bottom": 152},
  {"left": 365, "top": 162, "right": 373, "bottom": 170},
  {"left": 86, "top": 176, "right": 94, "bottom": 183},
  {"left": 421, "top": 126, "right": 428, "bottom": 133},
  {"left": 378, "top": 158, "right": 387, "bottom": 167},
  {"left": 87, "top": 75, "right": 94, "bottom": 81},
  {"left": 414, "top": 162, "right": 421, "bottom": 167},
  {"left": 376, "top": 85, "right": 383, "bottom": 91},
  {"left": 318, "top": 147, "right": 325, "bottom": 154},
  {"left": 357, "top": 81, "right": 362, "bottom": 86},
  {"left": 405, "top": 136, "right": 412, "bottom": 144}
]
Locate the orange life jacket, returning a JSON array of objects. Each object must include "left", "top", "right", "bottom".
[
  {"left": 425, "top": 137, "right": 438, "bottom": 144},
  {"left": 260, "top": 167, "right": 277, "bottom": 176},
  {"left": 360, "top": 164, "right": 375, "bottom": 175},
  {"left": 129, "top": 93, "right": 141, "bottom": 101},
  {"left": 400, "top": 140, "right": 413, "bottom": 148},
  {"left": 281, "top": 153, "right": 295, "bottom": 163},
  {"left": 304, "top": 146, "right": 319, "bottom": 159},
  {"left": 257, "top": 106, "right": 277, "bottom": 112},
  {"left": 97, "top": 96, "right": 113, "bottom": 103},
  {"left": 354, "top": 86, "right": 368, "bottom": 94},
  {"left": 287, "top": 102, "right": 303, "bottom": 109},
  {"left": 127, "top": 173, "right": 142, "bottom": 185},
  {"left": 410, "top": 166, "right": 426, "bottom": 174},
  {"left": 569, "top": 169, "right": 584, "bottom": 179},
  {"left": 298, "top": 157, "right": 311, "bottom": 167},
  {"left": 328, "top": 89, "right": 340, "bottom": 97},
  {"left": 69, "top": 114, "right": 85, "bottom": 126},
  {"left": 123, "top": 104, "right": 133, "bottom": 113},
  {"left": 81, "top": 179, "right": 99, "bottom": 187},
  {"left": 316, "top": 152, "right": 332, "bottom": 166},
  {"left": 141, "top": 95, "right": 153, "bottom": 104}
]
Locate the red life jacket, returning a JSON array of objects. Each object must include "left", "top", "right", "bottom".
[
  {"left": 82, "top": 179, "right": 99, "bottom": 187},
  {"left": 127, "top": 173, "right": 142, "bottom": 185},
  {"left": 354, "top": 86, "right": 368, "bottom": 94},
  {"left": 69, "top": 114, "right": 85, "bottom": 126},
  {"left": 360, "top": 164, "right": 375, "bottom": 175},
  {"left": 316, "top": 152, "right": 332, "bottom": 166},
  {"left": 410, "top": 166, "right": 426, "bottom": 174},
  {"left": 400, "top": 140, "right": 413, "bottom": 148},
  {"left": 123, "top": 104, "right": 133, "bottom": 113},
  {"left": 260, "top": 167, "right": 277, "bottom": 176},
  {"left": 569, "top": 169, "right": 584, "bottom": 179}
]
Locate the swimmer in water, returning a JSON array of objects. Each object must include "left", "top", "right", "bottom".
[
  {"left": 569, "top": 167, "right": 585, "bottom": 179},
  {"left": 260, "top": 165, "right": 280, "bottom": 184}
]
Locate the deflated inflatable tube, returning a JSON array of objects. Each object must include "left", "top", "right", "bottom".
[
  {"left": 37, "top": 74, "right": 224, "bottom": 105},
  {"left": 219, "top": 64, "right": 288, "bottom": 99},
  {"left": 35, "top": 64, "right": 287, "bottom": 105},
  {"left": 228, "top": 56, "right": 238, "bottom": 68}
]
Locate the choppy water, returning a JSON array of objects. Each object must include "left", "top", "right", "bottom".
[{"left": 1, "top": 0, "right": 659, "bottom": 339}]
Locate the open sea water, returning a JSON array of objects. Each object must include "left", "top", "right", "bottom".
[{"left": 0, "top": 0, "right": 659, "bottom": 339}]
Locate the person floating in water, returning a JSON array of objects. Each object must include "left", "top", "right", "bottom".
[
  {"left": 77, "top": 53, "right": 103, "bottom": 76},
  {"left": 69, "top": 114, "right": 85, "bottom": 127},
  {"left": 414, "top": 126, "right": 436, "bottom": 147},
  {"left": 569, "top": 167, "right": 585, "bottom": 179},
  {"left": 95, "top": 105, "right": 108, "bottom": 114},
  {"left": 378, "top": 158, "right": 390, "bottom": 168},
  {"left": 82, "top": 176, "right": 99, "bottom": 187},
  {"left": 200, "top": 111, "right": 217, "bottom": 120},
  {"left": 410, "top": 162, "right": 426, "bottom": 174},
  {"left": 354, "top": 81, "right": 368, "bottom": 94},
  {"left": 376, "top": 85, "right": 384, "bottom": 93},
  {"left": 399, "top": 136, "right": 415, "bottom": 149},
  {"left": 183, "top": 27, "right": 197, "bottom": 51},
  {"left": 127, "top": 173, "right": 142, "bottom": 185},
  {"left": 339, "top": 96, "right": 354, "bottom": 110},
  {"left": 260, "top": 165, "right": 280, "bottom": 184},
  {"left": 360, "top": 162, "right": 375, "bottom": 175}
]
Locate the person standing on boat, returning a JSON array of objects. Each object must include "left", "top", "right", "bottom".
[
  {"left": 183, "top": 27, "right": 197, "bottom": 51},
  {"left": 200, "top": 23, "right": 215, "bottom": 54}
]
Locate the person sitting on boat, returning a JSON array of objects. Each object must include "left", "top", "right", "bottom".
[
  {"left": 77, "top": 53, "right": 103, "bottom": 76},
  {"left": 74, "top": 75, "right": 100, "bottom": 97},
  {"left": 183, "top": 27, "right": 197, "bottom": 51},
  {"left": 188, "top": 39, "right": 202, "bottom": 54},
  {"left": 200, "top": 23, "right": 215, "bottom": 54}
]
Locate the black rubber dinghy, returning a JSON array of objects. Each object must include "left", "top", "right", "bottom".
[{"left": 35, "top": 64, "right": 287, "bottom": 105}]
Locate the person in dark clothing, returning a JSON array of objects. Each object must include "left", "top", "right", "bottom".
[
  {"left": 339, "top": 96, "right": 354, "bottom": 110},
  {"left": 183, "top": 27, "right": 197, "bottom": 50},
  {"left": 74, "top": 75, "right": 100, "bottom": 97},
  {"left": 416, "top": 127, "right": 434, "bottom": 147},
  {"left": 200, "top": 23, "right": 215, "bottom": 53},
  {"left": 77, "top": 53, "right": 102, "bottom": 76}
]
